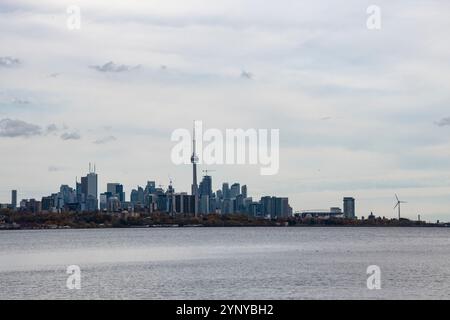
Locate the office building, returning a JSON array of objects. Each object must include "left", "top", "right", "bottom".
[
  {"left": 230, "top": 183, "right": 240, "bottom": 199},
  {"left": 222, "top": 183, "right": 230, "bottom": 200},
  {"left": 107, "top": 183, "right": 125, "bottom": 203},
  {"left": 343, "top": 197, "right": 356, "bottom": 219},
  {"left": 11, "top": 190, "right": 17, "bottom": 210},
  {"left": 241, "top": 185, "right": 247, "bottom": 199}
]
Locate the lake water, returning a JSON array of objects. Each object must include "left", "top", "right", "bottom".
[{"left": 0, "top": 227, "right": 449, "bottom": 300}]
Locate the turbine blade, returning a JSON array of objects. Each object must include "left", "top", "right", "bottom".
[
  {"left": 395, "top": 194, "right": 399, "bottom": 201},
  {"left": 394, "top": 203, "right": 399, "bottom": 209}
]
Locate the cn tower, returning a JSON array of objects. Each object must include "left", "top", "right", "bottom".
[{"left": 191, "top": 122, "right": 199, "bottom": 216}]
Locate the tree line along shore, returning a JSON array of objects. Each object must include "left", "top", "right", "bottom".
[{"left": 0, "top": 209, "right": 447, "bottom": 230}]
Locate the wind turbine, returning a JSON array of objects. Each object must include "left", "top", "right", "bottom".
[{"left": 394, "top": 194, "right": 407, "bottom": 220}]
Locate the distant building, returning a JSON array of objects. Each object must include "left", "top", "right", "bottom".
[
  {"left": 230, "top": 183, "right": 240, "bottom": 199},
  {"left": 222, "top": 183, "right": 230, "bottom": 200},
  {"left": 330, "top": 207, "right": 342, "bottom": 214},
  {"left": 130, "top": 186, "right": 145, "bottom": 209},
  {"left": 41, "top": 196, "right": 55, "bottom": 211},
  {"left": 241, "top": 185, "right": 247, "bottom": 199},
  {"left": 300, "top": 207, "right": 343, "bottom": 219},
  {"left": 21, "top": 199, "right": 41, "bottom": 213},
  {"left": 81, "top": 170, "right": 98, "bottom": 211},
  {"left": 107, "top": 196, "right": 121, "bottom": 212},
  {"left": 199, "top": 175, "right": 212, "bottom": 198},
  {"left": 173, "top": 193, "right": 195, "bottom": 214},
  {"left": 11, "top": 190, "right": 17, "bottom": 210},
  {"left": 260, "top": 196, "right": 292, "bottom": 218},
  {"left": 107, "top": 183, "right": 125, "bottom": 203},
  {"left": 343, "top": 197, "right": 356, "bottom": 219},
  {"left": 100, "top": 192, "right": 112, "bottom": 211}
]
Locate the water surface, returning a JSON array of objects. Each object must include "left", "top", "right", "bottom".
[{"left": 0, "top": 227, "right": 449, "bottom": 299}]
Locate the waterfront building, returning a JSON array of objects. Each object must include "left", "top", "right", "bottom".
[
  {"left": 343, "top": 197, "right": 356, "bottom": 219},
  {"left": 11, "top": 190, "right": 17, "bottom": 210}
]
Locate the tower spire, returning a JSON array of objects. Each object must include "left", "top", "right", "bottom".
[{"left": 191, "top": 120, "right": 199, "bottom": 216}]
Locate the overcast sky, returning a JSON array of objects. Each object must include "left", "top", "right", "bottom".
[{"left": 1, "top": 0, "right": 450, "bottom": 221}]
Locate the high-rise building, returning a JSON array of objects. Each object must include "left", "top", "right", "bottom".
[
  {"left": 230, "top": 183, "right": 240, "bottom": 199},
  {"left": 222, "top": 183, "right": 230, "bottom": 200},
  {"left": 107, "top": 183, "right": 125, "bottom": 203},
  {"left": 241, "top": 185, "right": 247, "bottom": 199},
  {"left": 11, "top": 190, "right": 17, "bottom": 210},
  {"left": 200, "top": 194, "right": 210, "bottom": 214},
  {"left": 145, "top": 181, "right": 156, "bottom": 194},
  {"left": 343, "top": 197, "right": 356, "bottom": 219},
  {"left": 199, "top": 175, "right": 212, "bottom": 198},
  {"left": 260, "top": 196, "right": 292, "bottom": 218},
  {"left": 80, "top": 167, "right": 98, "bottom": 211},
  {"left": 130, "top": 186, "right": 145, "bottom": 209}
]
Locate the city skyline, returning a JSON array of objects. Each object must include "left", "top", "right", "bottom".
[
  {"left": 1, "top": 0, "right": 450, "bottom": 221},
  {"left": 4, "top": 162, "right": 295, "bottom": 219}
]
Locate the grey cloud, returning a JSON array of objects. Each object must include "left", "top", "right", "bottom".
[
  {"left": 48, "top": 165, "right": 66, "bottom": 172},
  {"left": 60, "top": 132, "right": 81, "bottom": 140},
  {"left": 93, "top": 135, "right": 117, "bottom": 144},
  {"left": 0, "top": 56, "right": 20, "bottom": 68},
  {"left": 11, "top": 98, "right": 30, "bottom": 104},
  {"left": 0, "top": 118, "right": 41, "bottom": 137},
  {"left": 435, "top": 117, "right": 450, "bottom": 127},
  {"left": 45, "top": 124, "right": 58, "bottom": 134},
  {"left": 240, "top": 70, "right": 253, "bottom": 79},
  {"left": 90, "top": 61, "right": 141, "bottom": 73}
]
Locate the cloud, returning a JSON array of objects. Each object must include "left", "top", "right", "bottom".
[
  {"left": 0, "top": 118, "right": 41, "bottom": 137},
  {"left": 45, "top": 124, "right": 58, "bottom": 134},
  {"left": 0, "top": 56, "right": 20, "bottom": 68},
  {"left": 90, "top": 61, "right": 141, "bottom": 73},
  {"left": 240, "top": 70, "right": 253, "bottom": 79},
  {"left": 60, "top": 132, "right": 81, "bottom": 140},
  {"left": 11, "top": 98, "right": 30, "bottom": 105},
  {"left": 435, "top": 117, "right": 450, "bottom": 127},
  {"left": 48, "top": 165, "right": 66, "bottom": 172},
  {"left": 93, "top": 135, "right": 117, "bottom": 144}
]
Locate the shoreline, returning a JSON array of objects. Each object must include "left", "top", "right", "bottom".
[
  {"left": 1, "top": 210, "right": 448, "bottom": 230},
  {"left": 1, "top": 224, "right": 449, "bottom": 231}
]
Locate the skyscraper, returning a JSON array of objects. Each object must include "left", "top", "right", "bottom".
[
  {"left": 343, "top": 197, "right": 356, "bottom": 219},
  {"left": 230, "top": 183, "right": 240, "bottom": 199},
  {"left": 81, "top": 165, "right": 98, "bottom": 211},
  {"left": 241, "top": 185, "right": 247, "bottom": 198},
  {"left": 222, "top": 183, "right": 230, "bottom": 200},
  {"left": 107, "top": 183, "right": 125, "bottom": 203},
  {"left": 11, "top": 190, "right": 17, "bottom": 210},
  {"left": 199, "top": 175, "right": 212, "bottom": 197}
]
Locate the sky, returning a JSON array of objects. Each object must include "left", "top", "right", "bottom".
[{"left": 1, "top": 0, "right": 450, "bottom": 222}]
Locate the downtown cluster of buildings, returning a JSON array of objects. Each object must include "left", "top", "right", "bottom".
[{"left": 1, "top": 168, "right": 292, "bottom": 219}]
